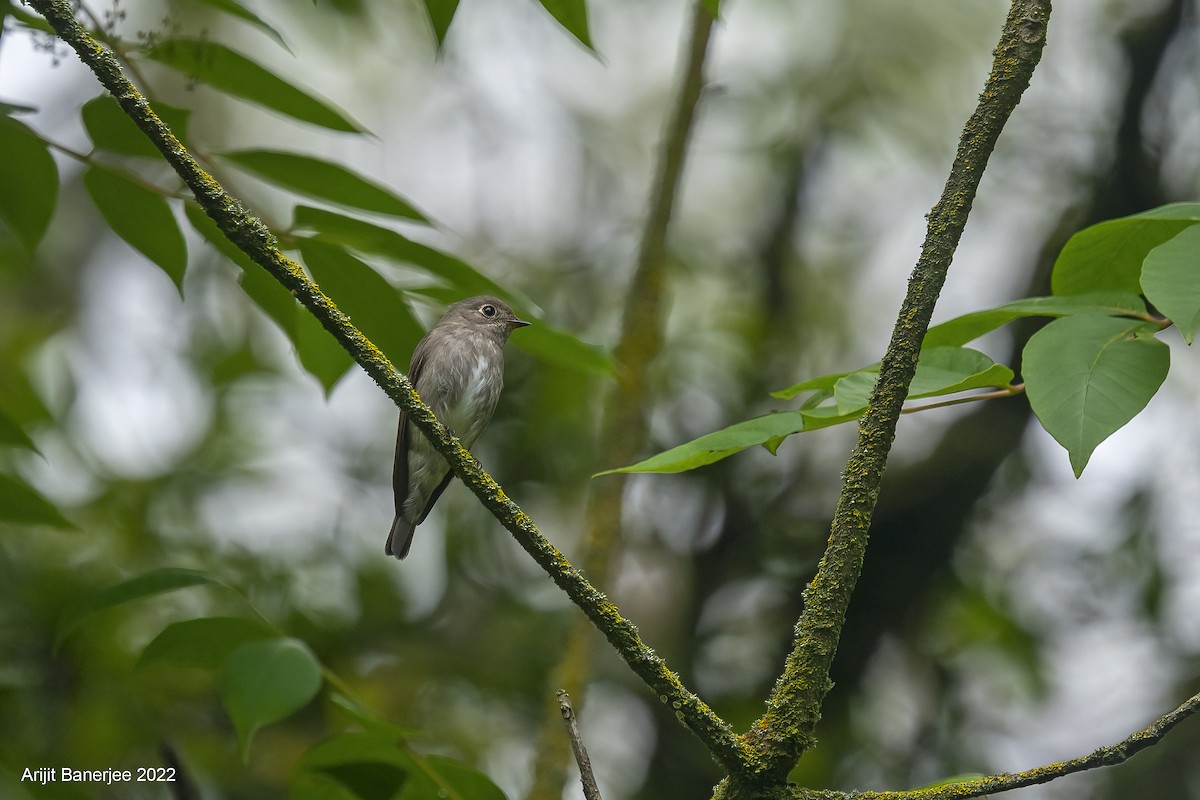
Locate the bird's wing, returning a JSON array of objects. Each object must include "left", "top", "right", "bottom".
[
  {"left": 391, "top": 414, "right": 410, "bottom": 518},
  {"left": 416, "top": 472, "right": 454, "bottom": 524},
  {"left": 392, "top": 343, "right": 431, "bottom": 516}
]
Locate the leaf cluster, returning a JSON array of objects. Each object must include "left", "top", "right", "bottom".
[
  {"left": 608, "top": 205, "right": 1199, "bottom": 478},
  {"left": 53, "top": 567, "right": 506, "bottom": 798}
]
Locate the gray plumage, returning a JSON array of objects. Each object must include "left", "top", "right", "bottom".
[{"left": 386, "top": 296, "right": 529, "bottom": 560}]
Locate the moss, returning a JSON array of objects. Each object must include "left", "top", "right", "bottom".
[{"left": 741, "top": 0, "right": 1052, "bottom": 783}]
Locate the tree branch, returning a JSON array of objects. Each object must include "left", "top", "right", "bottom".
[
  {"left": 557, "top": 690, "right": 603, "bottom": 800},
  {"left": 534, "top": 2, "right": 721, "bottom": 794},
  {"left": 28, "top": 0, "right": 749, "bottom": 774},
  {"left": 789, "top": 689, "right": 1200, "bottom": 800},
  {"left": 588, "top": 0, "right": 716, "bottom": 595},
  {"left": 741, "top": 0, "right": 1053, "bottom": 785}
]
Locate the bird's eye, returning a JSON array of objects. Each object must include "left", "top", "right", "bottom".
[{"left": 480, "top": 304, "right": 497, "bottom": 318}]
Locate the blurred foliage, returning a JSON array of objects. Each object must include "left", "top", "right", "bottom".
[{"left": 2, "top": 0, "right": 1200, "bottom": 799}]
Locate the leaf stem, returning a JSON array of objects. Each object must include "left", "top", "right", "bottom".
[{"left": 901, "top": 384, "right": 1025, "bottom": 415}]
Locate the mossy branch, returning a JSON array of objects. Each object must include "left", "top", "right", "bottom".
[
  {"left": 787, "top": 689, "right": 1200, "bottom": 800},
  {"left": 740, "top": 0, "right": 1053, "bottom": 785},
  {"left": 27, "top": 0, "right": 749, "bottom": 774}
]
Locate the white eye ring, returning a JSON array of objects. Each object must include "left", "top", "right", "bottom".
[{"left": 481, "top": 304, "right": 497, "bottom": 318}]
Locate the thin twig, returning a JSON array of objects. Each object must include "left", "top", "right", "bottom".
[
  {"left": 37, "top": 132, "right": 194, "bottom": 200},
  {"left": 900, "top": 384, "right": 1025, "bottom": 415},
  {"left": 77, "top": 0, "right": 156, "bottom": 96},
  {"left": 557, "top": 690, "right": 603, "bottom": 800}
]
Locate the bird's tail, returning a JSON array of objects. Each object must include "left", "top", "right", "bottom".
[{"left": 385, "top": 515, "right": 417, "bottom": 560}]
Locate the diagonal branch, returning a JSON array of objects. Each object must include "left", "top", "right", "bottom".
[
  {"left": 740, "top": 0, "right": 1053, "bottom": 785},
  {"left": 27, "top": 0, "right": 750, "bottom": 774},
  {"left": 792, "top": 689, "right": 1200, "bottom": 800}
]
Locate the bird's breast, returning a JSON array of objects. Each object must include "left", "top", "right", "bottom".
[{"left": 438, "top": 347, "right": 503, "bottom": 447}]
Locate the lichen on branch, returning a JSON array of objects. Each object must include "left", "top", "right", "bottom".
[{"left": 743, "top": 0, "right": 1052, "bottom": 785}]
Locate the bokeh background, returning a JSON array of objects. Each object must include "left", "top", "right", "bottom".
[{"left": 1, "top": 0, "right": 1198, "bottom": 798}]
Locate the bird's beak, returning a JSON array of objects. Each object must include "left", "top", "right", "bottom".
[{"left": 511, "top": 318, "right": 532, "bottom": 329}]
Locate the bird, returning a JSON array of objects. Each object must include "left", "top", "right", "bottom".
[{"left": 386, "top": 296, "right": 530, "bottom": 559}]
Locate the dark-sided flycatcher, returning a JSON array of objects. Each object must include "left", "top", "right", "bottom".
[{"left": 386, "top": 296, "right": 530, "bottom": 559}]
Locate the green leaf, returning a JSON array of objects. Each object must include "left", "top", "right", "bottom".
[
  {"left": 1141, "top": 226, "right": 1200, "bottom": 344},
  {"left": 316, "top": 762, "right": 410, "bottom": 800},
  {"left": 771, "top": 370, "right": 854, "bottom": 401},
  {"left": 204, "top": 337, "right": 272, "bottom": 386},
  {"left": 1023, "top": 315, "right": 1169, "bottom": 476},
  {"left": 419, "top": 756, "right": 508, "bottom": 800},
  {"left": 921, "top": 292, "right": 1148, "bottom": 349},
  {"left": 244, "top": 256, "right": 305, "bottom": 334},
  {"left": 0, "top": 116, "right": 57, "bottom": 249},
  {"left": 190, "top": 0, "right": 292, "bottom": 52},
  {"left": 778, "top": 348, "right": 1012, "bottom": 409},
  {"left": 137, "top": 616, "right": 277, "bottom": 670},
  {"left": 422, "top": 0, "right": 461, "bottom": 48},
  {"left": 220, "top": 638, "right": 323, "bottom": 762},
  {"left": 294, "top": 734, "right": 508, "bottom": 800},
  {"left": 537, "top": 0, "right": 592, "bottom": 49},
  {"left": 0, "top": 408, "right": 39, "bottom": 453},
  {"left": 777, "top": 292, "right": 1147, "bottom": 401},
  {"left": 909, "top": 351, "right": 1014, "bottom": 397},
  {"left": 596, "top": 412, "right": 810, "bottom": 476},
  {"left": 294, "top": 733, "right": 414, "bottom": 800},
  {"left": 292, "top": 296, "right": 356, "bottom": 391},
  {"left": 186, "top": 204, "right": 358, "bottom": 388},
  {"left": 3, "top": 1, "right": 52, "bottom": 34},
  {"left": 795, "top": 404, "right": 867, "bottom": 433},
  {"left": 83, "top": 165, "right": 188, "bottom": 286},
  {"left": 700, "top": 0, "right": 721, "bottom": 17},
  {"left": 56, "top": 568, "right": 222, "bottom": 649},
  {"left": 220, "top": 150, "right": 427, "bottom": 221},
  {"left": 0, "top": 472, "right": 72, "bottom": 528},
  {"left": 827, "top": 373, "right": 878, "bottom": 414},
  {"left": 142, "top": 39, "right": 368, "bottom": 134},
  {"left": 185, "top": 202, "right": 297, "bottom": 335},
  {"left": 511, "top": 323, "right": 614, "bottom": 376},
  {"left": 81, "top": 95, "right": 191, "bottom": 158},
  {"left": 291, "top": 206, "right": 519, "bottom": 301},
  {"left": 299, "top": 238, "right": 423, "bottom": 368},
  {"left": 1051, "top": 203, "right": 1200, "bottom": 297},
  {"left": 611, "top": 348, "right": 1013, "bottom": 476},
  {"left": 831, "top": 347, "right": 1013, "bottom": 414}
]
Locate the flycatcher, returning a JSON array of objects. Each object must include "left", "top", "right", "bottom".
[{"left": 386, "top": 296, "right": 530, "bottom": 559}]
